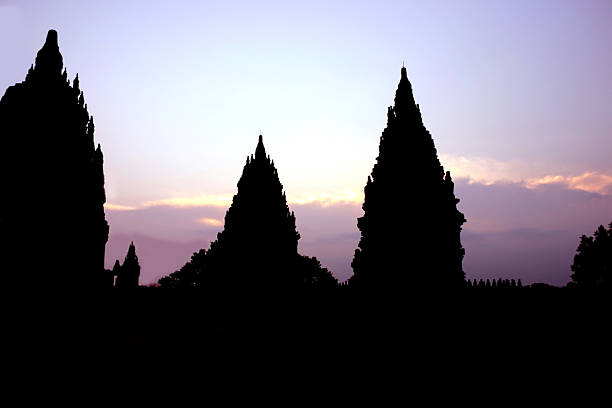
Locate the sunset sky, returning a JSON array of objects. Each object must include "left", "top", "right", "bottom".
[{"left": 1, "top": 0, "right": 611, "bottom": 285}]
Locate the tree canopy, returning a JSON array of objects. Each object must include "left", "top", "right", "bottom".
[{"left": 570, "top": 222, "right": 612, "bottom": 288}]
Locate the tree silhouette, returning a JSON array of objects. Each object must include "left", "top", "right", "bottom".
[
  {"left": 158, "top": 135, "right": 337, "bottom": 291},
  {"left": 570, "top": 222, "right": 612, "bottom": 288},
  {"left": 115, "top": 242, "right": 141, "bottom": 289},
  {"left": 350, "top": 67, "right": 466, "bottom": 289},
  {"left": 296, "top": 255, "right": 338, "bottom": 288},
  {"left": 0, "top": 30, "right": 109, "bottom": 288},
  {"left": 158, "top": 249, "right": 206, "bottom": 289}
]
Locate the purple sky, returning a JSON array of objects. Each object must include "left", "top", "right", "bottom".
[{"left": 1, "top": 1, "right": 611, "bottom": 285}]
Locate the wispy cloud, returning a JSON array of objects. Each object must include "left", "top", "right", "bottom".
[
  {"left": 104, "top": 167, "right": 612, "bottom": 286},
  {"left": 106, "top": 190, "right": 365, "bottom": 211},
  {"left": 524, "top": 172, "right": 612, "bottom": 195},
  {"left": 440, "top": 154, "right": 526, "bottom": 185},
  {"left": 198, "top": 217, "right": 223, "bottom": 227},
  {"left": 142, "top": 194, "right": 233, "bottom": 208},
  {"left": 104, "top": 203, "right": 138, "bottom": 211},
  {"left": 441, "top": 154, "right": 612, "bottom": 195},
  {"left": 289, "top": 190, "right": 363, "bottom": 207},
  {"left": 104, "top": 155, "right": 612, "bottom": 213}
]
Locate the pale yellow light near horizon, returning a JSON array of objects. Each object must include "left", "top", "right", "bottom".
[
  {"left": 199, "top": 217, "right": 223, "bottom": 227},
  {"left": 524, "top": 172, "right": 612, "bottom": 195},
  {"left": 105, "top": 190, "right": 366, "bottom": 211},
  {"left": 103, "top": 156, "right": 612, "bottom": 212}
]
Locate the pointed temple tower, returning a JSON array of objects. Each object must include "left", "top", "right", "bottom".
[
  {"left": 115, "top": 242, "right": 141, "bottom": 289},
  {"left": 0, "top": 30, "right": 109, "bottom": 288},
  {"left": 158, "top": 135, "right": 338, "bottom": 290},
  {"left": 350, "top": 67, "right": 466, "bottom": 289},
  {"left": 201, "top": 135, "right": 302, "bottom": 290}
]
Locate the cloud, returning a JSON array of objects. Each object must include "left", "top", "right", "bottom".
[
  {"left": 105, "top": 154, "right": 611, "bottom": 214},
  {"left": 102, "top": 154, "right": 612, "bottom": 286},
  {"left": 104, "top": 203, "right": 138, "bottom": 211},
  {"left": 106, "top": 190, "right": 365, "bottom": 212},
  {"left": 454, "top": 178, "right": 612, "bottom": 285},
  {"left": 199, "top": 217, "right": 223, "bottom": 227},
  {"left": 441, "top": 154, "right": 612, "bottom": 195},
  {"left": 105, "top": 178, "right": 612, "bottom": 286},
  {"left": 525, "top": 172, "right": 612, "bottom": 195},
  {"left": 105, "top": 204, "right": 225, "bottom": 242},
  {"left": 289, "top": 190, "right": 363, "bottom": 207},
  {"left": 141, "top": 194, "right": 233, "bottom": 208},
  {"left": 105, "top": 200, "right": 362, "bottom": 284},
  {"left": 440, "top": 154, "right": 526, "bottom": 185}
]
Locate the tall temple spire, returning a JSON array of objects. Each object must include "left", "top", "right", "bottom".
[
  {"left": 255, "top": 134, "right": 266, "bottom": 160},
  {"left": 115, "top": 241, "right": 141, "bottom": 289},
  {"left": 34, "top": 29, "right": 63, "bottom": 75},
  {"left": 202, "top": 132, "right": 301, "bottom": 289},
  {"left": 158, "top": 134, "right": 337, "bottom": 290},
  {"left": 0, "top": 30, "right": 109, "bottom": 288},
  {"left": 393, "top": 66, "right": 416, "bottom": 118},
  {"left": 350, "top": 66, "right": 466, "bottom": 289}
]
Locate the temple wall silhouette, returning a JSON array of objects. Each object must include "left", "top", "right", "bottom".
[{"left": 466, "top": 279, "right": 523, "bottom": 289}]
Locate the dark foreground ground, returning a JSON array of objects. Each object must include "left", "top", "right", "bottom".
[
  {"left": 7, "top": 287, "right": 609, "bottom": 365},
  {"left": 4, "top": 288, "right": 608, "bottom": 398}
]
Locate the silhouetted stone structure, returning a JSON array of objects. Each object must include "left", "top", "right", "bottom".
[
  {"left": 115, "top": 242, "right": 141, "bottom": 289},
  {"left": 0, "top": 30, "right": 109, "bottom": 288},
  {"left": 350, "top": 67, "right": 466, "bottom": 289},
  {"left": 466, "top": 278, "right": 523, "bottom": 289},
  {"left": 159, "top": 135, "right": 337, "bottom": 291}
]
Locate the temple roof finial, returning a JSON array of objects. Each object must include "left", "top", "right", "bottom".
[
  {"left": 255, "top": 134, "right": 266, "bottom": 160},
  {"left": 35, "top": 29, "right": 63, "bottom": 74},
  {"left": 45, "top": 30, "right": 58, "bottom": 47}
]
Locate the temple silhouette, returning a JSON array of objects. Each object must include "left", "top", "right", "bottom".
[
  {"left": 158, "top": 135, "right": 337, "bottom": 291},
  {"left": 114, "top": 241, "right": 141, "bottom": 289},
  {"left": 0, "top": 30, "right": 109, "bottom": 288},
  {"left": 350, "top": 67, "right": 466, "bottom": 289},
  {"left": 1, "top": 30, "right": 608, "bottom": 300},
  {"left": 0, "top": 31, "right": 608, "bottom": 368}
]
